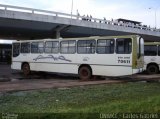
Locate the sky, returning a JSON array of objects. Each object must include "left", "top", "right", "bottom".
[{"left": 0, "top": 0, "right": 160, "bottom": 43}]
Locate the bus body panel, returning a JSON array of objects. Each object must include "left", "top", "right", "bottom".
[
  {"left": 11, "top": 35, "right": 144, "bottom": 77},
  {"left": 11, "top": 62, "right": 21, "bottom": 70},
  {"left": 144, "top": 55, "right": 160, "bottom": 70},
  {"left": 144, "top": 42, "right": 160, "bottom": 73},
  {"left": 12, "top": 53, "right": 133, "bottom": 76}
]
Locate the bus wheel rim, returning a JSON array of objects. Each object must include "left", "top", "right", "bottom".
[
  {"left": 81, "top": 69, "right": 88, "bottom": 77},
  {"left": 150, "top": 67, "right": 156, "bottom": 73},
  {"left": 23, "top": 64, "right": 29, "bottom": 74}
]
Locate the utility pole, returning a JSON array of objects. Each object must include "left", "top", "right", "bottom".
[
  {"left": 71, "top": 0, "right": 73, "bottom": 19},
  {"left": 149, "top": 7, "right": 159, "bottom": 28}
]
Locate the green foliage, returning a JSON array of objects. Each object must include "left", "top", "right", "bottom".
[{"left": 0, "top": 82, "right": 160, "bottom": 118}]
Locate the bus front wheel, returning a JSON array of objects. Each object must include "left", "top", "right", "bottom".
[
  {"left": 78, "top": 66, "right": 92, "bottom": 80},
  {"left": 22, "top": 63, "right": 30, "bottom": 76},
  {"left": 147, "top": 64, "right": 159, "bottom": 74}
]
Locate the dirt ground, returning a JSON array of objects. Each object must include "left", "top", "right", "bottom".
[{"left": 0, "top": 64, "right": 159, "bottom": 93}]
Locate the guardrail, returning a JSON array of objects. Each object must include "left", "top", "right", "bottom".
[{"left": 0, "top": 4, "right": 159, "bottom": 32}]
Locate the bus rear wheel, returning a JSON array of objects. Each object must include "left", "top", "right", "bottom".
[
  {"left": 147, "top": 65, "right": 159, "bottom": 74},
  {"left": 22, "top": 63, "right": 30, "bottom": 76},
  {"left": 78, "top": 66, "right": 92, "bottom": 80}
]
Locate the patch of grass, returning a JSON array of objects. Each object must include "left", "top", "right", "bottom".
[{"left": 0, "top": 82, "right": 160, "bottom": 118}]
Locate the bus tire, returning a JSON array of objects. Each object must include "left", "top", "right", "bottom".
[
  {"left": 22, "top": 63, "right": 30, "bottom": 76},
  {"left": 78, "top": 66, "right": 92, "bottom": 80},
  {"left": 147, "top": 64, "right": 159, "bottom": 74}
]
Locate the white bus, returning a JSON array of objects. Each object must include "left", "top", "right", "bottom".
[
  {"left": 11, "top": 35, "right": 144, "bottom": 80},
  {"left": 144, "top": 42, "right": 160, "bottom": 74}
]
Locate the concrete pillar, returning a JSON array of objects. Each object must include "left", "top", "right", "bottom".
[
  {"left": 56, "top": 31, "right": 61, "bottom": 39},
  {"left": 53, "top": 25, "right": 69, "bottom": 39}
]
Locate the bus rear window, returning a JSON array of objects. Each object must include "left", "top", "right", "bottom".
[
  {"left": 144, "top": 45, "right": 157, "bottom": 56},
  {"left": 13, "top": 43, "right": 20, "bottom": 57}
]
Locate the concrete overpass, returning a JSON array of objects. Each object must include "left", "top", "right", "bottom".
[{"left": 0, "top": 4, "right": 160, "bottom": 41}]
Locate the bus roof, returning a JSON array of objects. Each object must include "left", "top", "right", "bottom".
[
  {"left": 144, "top": 42, "right": 160, "bottom": 45},
  {"left": 12, "top": 35, "right": 140, "bottom": 43}
]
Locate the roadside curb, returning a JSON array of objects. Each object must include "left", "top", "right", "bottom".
[{"left": 0, "top": 78, "right": 11, "bottom": 82}]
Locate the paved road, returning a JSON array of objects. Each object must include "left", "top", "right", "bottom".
[
  {"left": 0, "top": 64, "right": 12, "bottom": 77},
  {"left": 0, "top": 64, "right": 159, "bottom": 93},
  {"left": 0, "top": 78, "right": 124, "bottom": 93},
  {"left": 0, "top": 64, "right": 124, "bottom": 92}
]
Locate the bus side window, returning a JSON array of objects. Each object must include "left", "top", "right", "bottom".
[
  {"left": 77, "top": 40, "right": 96, "bottom": 54},
  {"left": 31, "top": 42, "right": 38, "bottom": 53},
  {"left": 31, "top": 42, "right": 44, "bottom": 53},
  {"left": 144, "top": 45, "right": 157, "bottom": 56},
  {"left": 38, "top": 42, "right": 44, "bottom": 53},
  {"left": 13, "top": 43, "right": 20, "bottom": 57},
  {"left": 45, "top": 41, "right": 52, "bottom": 53},
  {"left": 45, "top": 41, "right": 59, "bottom": 53},
  {"left": 97, "top": 39, "right": 114, "bottom": 54},
  {"left": 158, "top": 46, "right": 160, "bottom": 56},
  {"left": 116, "top": 38, "right": 132, "bottom": 54},
  {"left": 21, "top": 42, "right": 30, "bottom": 53},
  {"left": 60, "top": 40, "right": 76, "bottom": 54},
  {"left": 52, "top": 41, "right": 59, "bottom": 53}
]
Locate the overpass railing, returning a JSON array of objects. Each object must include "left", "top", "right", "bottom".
[{"left": 0, "top": 4, "right": 159, "bottom": 32}]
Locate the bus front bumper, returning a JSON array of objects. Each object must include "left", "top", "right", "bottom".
[{"left": 133, "top": 68, "right": 143, "bottom": 74}]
